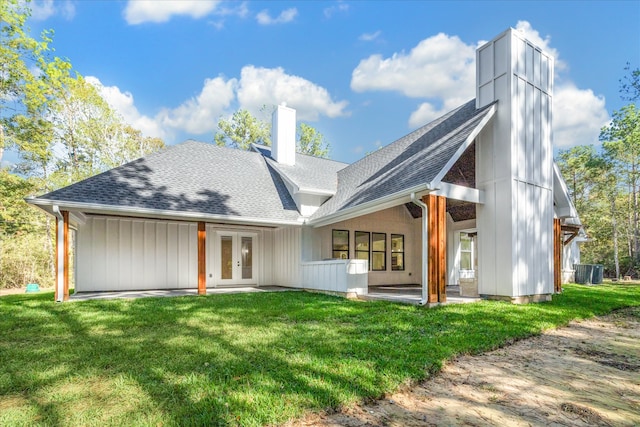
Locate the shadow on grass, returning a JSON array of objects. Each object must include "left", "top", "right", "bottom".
[{"left": 0, "top": 283, "right": 638, "bottom": 426}]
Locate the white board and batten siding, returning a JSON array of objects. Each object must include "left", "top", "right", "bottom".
[
  {"left": 272, "top": 227, "right": 302, "bottom": 287},
  {"left": 300, "top": 259, "right": 368, "bottom": 295},
  {"left": 76, "top": 216, "right": 198, "bottom": 292},
  {"left": 476, "top": 28, "right": 554, "bottom": 298}
]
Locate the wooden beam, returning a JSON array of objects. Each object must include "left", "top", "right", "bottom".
[
  {"left": 553, "top": 218, "right": 562, "bottom": 293},
  {"left": 425, "top": 195, "right": 447, "bottom": 303},
  {"left": 63, "top": 210, "right": 69, "bottom": 301},
  {"left": 437, "top": 195, "right": 447, "bottom": 303},
  {"left": 561, "top": 224, "right": 581, "bottom": 247},
  {"left": 197, "top": 221, "right": 206, "bottom": 295}
]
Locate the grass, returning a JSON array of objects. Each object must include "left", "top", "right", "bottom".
[{"left": 0, "top": 283, "right": 638, "bottom": 426}]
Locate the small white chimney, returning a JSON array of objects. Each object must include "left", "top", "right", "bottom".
[{"left": 271, "top": 103, "right": 296, "bottom": 166}]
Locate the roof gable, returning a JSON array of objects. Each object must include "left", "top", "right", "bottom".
[
  {"left": 252, "top": 144, "right": 348, "bottom": 195},
  {"left": 309, "top": 99, "right": 496, "bottom": 222}
]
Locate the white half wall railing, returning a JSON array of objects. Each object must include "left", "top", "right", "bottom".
[{"left": 300, "top": 259, "right": 368, "bottom": 296}]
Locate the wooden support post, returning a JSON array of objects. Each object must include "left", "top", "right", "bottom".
[
  {"left": 55, "top": 210, "right": 70, "bottom": 301},
  {"left": 425, "top": 195, "right": 447, "bottom": 303},
  {"left": 553, "top": 218, "right": 562, "bottom": 293},
  {"left": 63, "top": 210, "right": 69, "bottom": 301},
  {"left": 55, "top": 218, "right": 59, "bottom": 302},
  {"left": 197, "top": 222, "right": 206, "bottom": 295},
  {"left": 437, "top": 196, "right": 447, "bottom": 303}
]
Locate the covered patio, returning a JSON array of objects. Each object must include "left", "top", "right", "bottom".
[{"left": 362, "top": 284, "right": 481, "bottom": 305}]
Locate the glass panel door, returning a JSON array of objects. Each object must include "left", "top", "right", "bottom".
[
  {"left": 217, "top": 232, "right": 257, "bottom": 285},
  {"left": 220, "top": 236, "right": 233, "bottom": 280},
  {"left": 241, "top": 236, "right": 252, "bottom": 280}
]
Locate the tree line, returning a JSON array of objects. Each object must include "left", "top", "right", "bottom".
[{"left": 557, "top": 65, "right": 640, "bottom": 278}]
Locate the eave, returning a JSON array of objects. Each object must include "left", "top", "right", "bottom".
[{"left": 26, "top": 197, "right": 304, "bottom": 228}]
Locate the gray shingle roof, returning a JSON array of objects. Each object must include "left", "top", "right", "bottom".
[
  {"left": 32, "top": 100, "right": 494, "bottom": 225},
  {"left": 36, "top": 140, "right": 300, "bottom": 223},
  {"left": 252, "top": 145, "right": 348, "bottom": 194},
  {"left": 309, "top": 99, "right": 495, "bottom": 221}
]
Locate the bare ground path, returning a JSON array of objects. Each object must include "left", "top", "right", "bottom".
[{"left": 292, "top": 307, "right": 640, "bottom": 427}]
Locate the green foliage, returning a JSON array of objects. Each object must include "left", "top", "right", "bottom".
[
  {"left": 298, "top": 122, "right": 330, "bottom": 158},
  {"left": 0, "top": 1, "right": 165, "bottom": 290},
  {"left": 215, "top": 108, "right": 272, "bottom": 150},
  {"left": 0, "top": 170, "right": 52, "bottom": 288},
  {"left": 0, "top": 231, "right": 52, "bottom": 288},
  {"left": 0, "top": 0, "right": 52, "bottom": 161},
  {"left": 620, "top": 63, "right": 640, "bottom": 102},
  {"left": 215, "top": 108, "right": 330, "bottom": 157},
  {"left": 0, "top": 285, "right": 637, "bottom": 425}
]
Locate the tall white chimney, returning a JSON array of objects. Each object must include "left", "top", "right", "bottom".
[
  {"left": 271, "top": 104, "right": 296, "bottom": 166},
  {"left": 475, "top": 28, "right": 554, "bottom": 300}
]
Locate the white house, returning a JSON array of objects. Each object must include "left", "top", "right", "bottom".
[{"left": 27, "top": 28, "right": 582, "bottom": 304}]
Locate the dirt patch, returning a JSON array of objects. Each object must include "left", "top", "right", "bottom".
[{"left": 291, "top": 307, "right": 640, "bottom": 427}]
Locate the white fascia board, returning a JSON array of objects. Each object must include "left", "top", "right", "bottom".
[
  {"left": 553, "top": 162, "right": 579, "bottom": 219},
  {"left": 555, "top": 206, "right": 576, "bottom": 219},
  {"left": 265, "top": 158, "right": 336, "bottom": 198},
  {"left": 69, "top": 211, "right": 87, "bottom": 226},
  {"left": 26, "top": 197, "right": 304, "bottom": 227},
  {"left": 296, "top": 187, "right": 336, "bottom": 197},
  {"left": 306, "top": 183, "right": 432, "bottom": 228},
  {"left": 431, "top": 103, "right": 496, "bottom": 185},
  {"left": 430, "top": 182, "right": 485, "bottom": 204}
]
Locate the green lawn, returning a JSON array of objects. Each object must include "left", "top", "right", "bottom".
[{"left": 0, "top": 284, "right": 638, "bottom": 426}]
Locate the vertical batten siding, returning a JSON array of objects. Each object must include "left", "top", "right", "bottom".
[
  {"left": 477, "top": 29, "right": 554, "bottom": 299},
  {"left": 76, "top": 216, "right": 197, "bottom": 292},
  {"left": 300, "top": 260, "right": 368, "bottom": 295},
  {"left": 273, "top": 227, "right": 301, "bottom": 287},
  {"left": 262, "top": 229, "right": 274, "bottom": 285}
]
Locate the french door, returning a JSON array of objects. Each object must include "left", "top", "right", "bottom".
[{"left": 217, "top": 232, "right": 257, "bottom": 286}]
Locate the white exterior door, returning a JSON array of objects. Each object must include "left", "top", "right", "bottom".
[{"left": 217, "top": 232, "right": 257, "bottom": 286}]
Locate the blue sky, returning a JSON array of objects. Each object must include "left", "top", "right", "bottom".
[{"left": 23, "top": 0, "right": 640, "bottom": 164}]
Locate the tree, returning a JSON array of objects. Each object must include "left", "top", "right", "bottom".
[
  {"left": 557, "top": 145, "right": 598, "bottom": 212},
  {"left": 620, "top": 63, "right": 640, "bottom": 102},
  {"left": 298, "top": 123, "right": 330, "bottom": 158},
  {"left": 600, "top": 104, "right": 640, "bottom": 273},
  {"left": 215, "top": 108, "right": 330, "bottom": 157},
  {"left": 215, "top": 109, "right": 271, "bottom": 150},
  {"left": 0, "top": 0, "right": 52, "bottom": 164}
]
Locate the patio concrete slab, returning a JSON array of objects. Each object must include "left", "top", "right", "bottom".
[
  {"left": 363, "top": 284, "right": 481, "bottom": 305},
  {"left": 69, "top": 286, "right": 297, "bottom": 301}
]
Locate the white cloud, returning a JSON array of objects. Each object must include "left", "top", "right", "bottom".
[
  {"left": 30, "top": 0, "right": 75, "bottom": 21},
  {"left": 353, "top": 21, "right": 606, "bottom": 146},
  {"left": 351, "top": 32, "right": 476, "bottom": 108},
  {"left": 256, "top": 8, "right": 297, "bottom": 25},
  {"left": 513, "top": 20, "right": 565, "bottom": 71},
  {"left": 359, "top": 31, "right": 381, "bottom": 42},
  {"left": 408, "top": 102, "right": 453, "bottom": 128},
  {"left": 124, "top": 0, "right": 221, "bottom": 25},
  {"left": 86, "top": 64, "right": 348, "bottom": 140},
  {"left": 553, "top": 83, "right": 609, "bottom": 148},
  {"left": 324, "top": 2, "right": 349, "bottom": 18},
  {"left": 236, "top": 65, "right": 349, "bottom": 121},
  {"left": 86, "top": 76, "right": 167, "bottom": 139},
  {"left": 157, "top": 76, "right": 236, "bottom": 134},
  {"left": 207, "top": 1, "right": 249, "bottom": 28}
]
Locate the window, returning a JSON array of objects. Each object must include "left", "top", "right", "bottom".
[
  {"left": 391, "top": 234, "right": 404, "bottom": 271},
  {"left": 332, "top": 230, "right": 349, "bottom": 259},
  {"left": 372, "top": 233, "right": 386, "bottom": 271},
  {"left": 460, "top": 232, "right": 473, "bottom": 270},
  {"left": 355, "top": 231, "right": 370, "bottom": 266}
]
